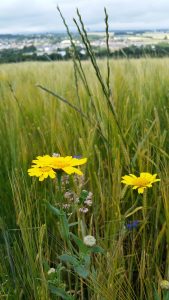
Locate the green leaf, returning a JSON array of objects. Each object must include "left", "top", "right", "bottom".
[
  {"left": 43, "top": 200, "right": 63, "bottom": 217},
  {"left": 59, "top": 254, "right": 79, "bottom": 266},
  {"left": 90, "top": 245, "right": 105, "bottom": 254},
  {"left": 125, "top": 206, "right": 143, "bottom": 218},
  {"left": 83, "top": 254, "right": 91, "bottom": 268},
  {"left": 48, "top": 285, "right": 75, "bottom": 300},
  {"left": 153, "top": 284, "right": 160, "bottom": 300},
  {"left": 74, "top": 265, "right": 89, "bottom": 279},
  {"left": 70, "top": 233, "right": 88, "bottom": 253},
  {"left": 58, "top": 214, "right": 70, "bottom": 241},
  {"left": 79, "top": 190, "right": 89, "bottom": 204},
  {"left": 44, "top": 201, "right": 70, "bottom": 241},
  {"left": 75, "top": 255, "right": 90, "bottom": 278},
  {"left": 163, "top": 290, "right": 169, "bottom": 300},
  {"left": 59, "top": 254, "right": 90, "bottom": 279},
  {"left": 68, "top": 222, "right": 78, "bottom": 227}
]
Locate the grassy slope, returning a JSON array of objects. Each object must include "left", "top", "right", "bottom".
[{"left": 0, "top": 59, "right": 169, "bottom": 299}]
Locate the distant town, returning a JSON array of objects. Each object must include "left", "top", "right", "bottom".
[{"left": 1, "top": 29, "right": 169, "bottom": 63}]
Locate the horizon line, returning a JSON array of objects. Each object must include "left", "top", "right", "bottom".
[{"left": 0, "top": 28, "right": 169, "bottom": 35}]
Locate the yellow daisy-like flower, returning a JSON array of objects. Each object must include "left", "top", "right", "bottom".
[
  {"left": 32, "top": 155, "right": 53, "bottom": 167},
  {"left": 28, "top": 165, "right": 56, "bottom": 181},
  {"left": 121, "top": 172, "right": 160, "bottom": 194},
  {"left": 28, "top": 155, "right": 87, "bottom": 180},
  {"left": 49, "top": 156, "right": 87, "bottom": 175}
]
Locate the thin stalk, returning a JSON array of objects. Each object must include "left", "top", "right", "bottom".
[
  {"left": 57, "top": 6, "right": 96, "bottom": 113},
  {"left": 57, "top": 5, "right": 109, "bottom": 144},
  {"left": 36, "top": 84, "right": 110, "bottom": 146},
  {"left": 74, "top": 9, "right": 129, "bottom": 160},
  {"left": 36, "top": 84, "right": 88, "bottom": 121}
]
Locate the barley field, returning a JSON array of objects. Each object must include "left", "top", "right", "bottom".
[{"left": 0, "top": 58, "right": 169, "bottom": 299}]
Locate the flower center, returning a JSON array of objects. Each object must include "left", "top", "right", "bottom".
[
  {"left": 51, "top": 158, "right": 71, "bottom": 169},
  {"left": 53, "top": 161, "right": 68, "bottom": 168},
  {"left": 41, "top": 166, "right": 51, "bottom": 172},
  {"left": 133, "top": 178, "right": 149, "bottom": 187}
]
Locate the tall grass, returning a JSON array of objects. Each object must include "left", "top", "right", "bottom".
[{"left": 0, "top": 58, "right": 169, "bottom": 299}]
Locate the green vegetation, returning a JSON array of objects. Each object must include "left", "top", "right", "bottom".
[
  {"left": 0, "top": 8, "right": 169, "bottom": 300},
  {"left": 115, "top": 43, "right": 169, "bottom": 58},
  {"left": 0, "top": 57, "right": 169, "bottom": 299},
  {"left": 2, "top": 43, "right": 169, "bottom": 63}
]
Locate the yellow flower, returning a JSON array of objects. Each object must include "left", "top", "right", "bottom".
[
  {"left": 28, "top": 155, "right": 87, "bottom": 180},
  {"left": 49, "top": 156, "right": 87, "bottom": 175},
  {"left": 32, "top": 155, "right": 53, "bottom": 167},
  {"left": 28, "top": 165, "right": 56, "bottom": 181},
  {"left": 121, "top": 172, "right": 160, "bottom": 194}
]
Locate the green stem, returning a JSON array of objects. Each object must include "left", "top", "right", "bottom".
[
  {"left": 57, "top": 171, "right": 63, "bottom": 208},
  {"left": 163, "top": 290, "right": 169, "bottom": 300},
  {"left": 57, "top": 171, "right": 73, "bottom": 291}
]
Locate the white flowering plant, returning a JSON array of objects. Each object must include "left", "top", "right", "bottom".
[{"left": 43, "top": 172, "right": 104, "bottom": 282}]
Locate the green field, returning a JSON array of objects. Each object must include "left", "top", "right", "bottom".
[{"left": 0, "top": 59, "right": 169, "bottom": 299}]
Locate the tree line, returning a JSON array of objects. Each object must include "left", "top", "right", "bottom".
[{"left": 1, "top": 43, "right": 169, "bottom": 63}]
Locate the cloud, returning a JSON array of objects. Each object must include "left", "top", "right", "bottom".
[{"left": 0, "top": 0, "right": 169, "bottom": 33}]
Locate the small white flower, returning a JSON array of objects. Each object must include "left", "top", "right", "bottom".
[
  {"left": 84, "top": 199, "right": 92, "bottom": 206},
  {"left": 75, "top": 198, "right": 80, "bottom": 203},
  {"left": 83, "top": 235, "right": 96, "bottom": 247},
  {"left": 47, "top": 268, "right": 56, "bottom": 275},
  {"left": 79, "top": 207, "right": 88, "bottom": 213},
  {"left": 52, "top": 153, "right": 60, "bottom": 157},
  {"left": 87, "top": 192, "right": 93, "bottom": 199},
  {"left": 160, "top": 280, "right": 169, "bottom": 290},
  {"left": 63, "top": 204, "right": 71, "bottom": 209},
  {"left": 64, "top": 191, "right": 72, "bottom": 199}
]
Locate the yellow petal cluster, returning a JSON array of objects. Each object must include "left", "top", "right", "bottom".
[
  {"left": 121, "top": 172, "right": 160, "bottom": 194},
  {"left": 28, "top": 155, "right": 87, "bottom": 181},
  {"left": 28, "top": 166, "right": 56, "bottom": 181}
]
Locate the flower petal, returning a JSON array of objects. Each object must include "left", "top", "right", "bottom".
[
  {"left": 49, "top": 171, "right": 56, "bottom": 179},
  {"left": 129, "top": 174, "right": 137, "bottom": 178},
  {"left": 138, "top": 187, "right": 145, "bottom": 194},
  {"left": 39, "top": 175, "right": 45, "bottom": 181},
  {"left": 70, "top": 158, "right": 87, "bottom": 166},
  {"left": 132, "top": 186, "right": 139, "bottom": 190},
  {"left": 63, "top": 166, "right": 83, "bottom": 175}
]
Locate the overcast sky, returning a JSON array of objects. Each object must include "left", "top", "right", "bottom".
[{"left": 0, "top": 0, "right": 169, "bottom": 34}]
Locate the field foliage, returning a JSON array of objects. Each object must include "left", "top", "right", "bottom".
[{"left": 0, "top": 58, "right": 169, "bottom": 299}]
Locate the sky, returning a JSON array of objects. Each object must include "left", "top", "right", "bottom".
[{"left": 0, "top": 0, "right": 169, "bottom": 34}]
